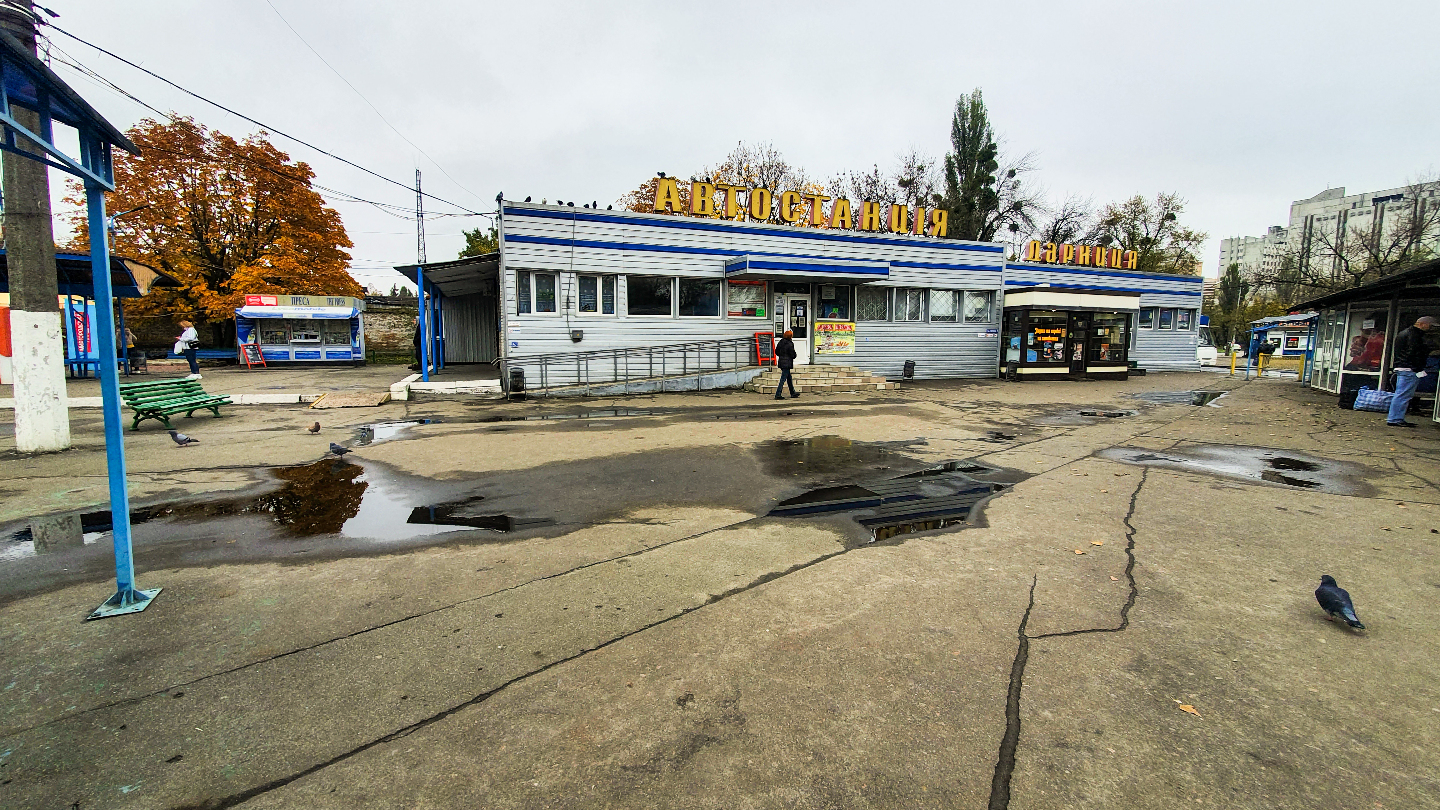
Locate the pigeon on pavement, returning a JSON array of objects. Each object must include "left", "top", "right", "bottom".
[
  {"left": 1315, "top": 575, "right": 1365, "bottom": 629},
  {"left": 308, "top": 422, "right": 321, "bottom": 434},
  {"left": 329, "top": 442, "right": 350, "bottom": 456},
  {"left": 167, "top": 429, "right": 198, "bottom": 447}
]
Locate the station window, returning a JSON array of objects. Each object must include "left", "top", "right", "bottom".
[
  {"left": 678, "top": 278, "right": 721, "bottom": 317},
  {"left": 896, "top": 288, "right": 925, "bottom": 322},
  {"left": 857, "top": 286, "right": 890, "bottom": 321},
  {"left": 516, "top": 270, "right": 531, "bottom": 314},
  {"left": 1158, "top": 308, "right": 1174, "bottom": 330},
  {"left": 627, "top": 275, "right": 674, "bottom": 316},
  {"left": 578, "top": 275, "right": 616, "bottom": 315},
  {"left": 1138, "top": 308, "right": 1155, "bottom": 329},
  {"left": 817, "top": 285, "right": 851, "bottom": 320},
  {"left": 929, "top": 290, "right": 959, "bottom": 322},
  {"left": 1177, "top": 309, "right": 1193, "bottom": 330},
  {"left": 964, "top": 291, "right": 995, "bottom": 323},
  {"left": 726, "top": 280, "right": 767, "bottom": 318}
]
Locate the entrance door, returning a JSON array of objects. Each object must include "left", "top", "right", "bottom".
[
  {"left": 1068, "top": 314, "right": 1088, "bottom": 375},
  {"left": 785, "top": 295, "right": 811, "bottom": 365}
]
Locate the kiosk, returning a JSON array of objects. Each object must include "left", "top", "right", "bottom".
[
  {"left": 234, "top": 294, "right": 366, "bottom": 364},
  {"left": 1001, "top": 287, "right": 1139, "bottom": 379}
]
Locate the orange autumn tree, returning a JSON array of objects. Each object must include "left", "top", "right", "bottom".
[{"left": 66, "top": 116, "right": 359, "bottom": 335}]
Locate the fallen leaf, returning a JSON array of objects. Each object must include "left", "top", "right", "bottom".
[
  {"left": 1381, "top": 527, "right": 1392, "bottom": 531},
  {"left": 1178, "top": 704, "right": 1201, "bottom": 717},
  {"left": 1091, "top": 541, "right": 1104, "bottom": 546},
  {"left": 1110, "top": 576, "right": 1120, "bottom": 581},
  {"left": 1073, "top": 549, "right": 1087, "bottom": 555},
  {"left": 1372, "top": 547, "right": 1383, "bottom": 551},
  {"left": 1100, "top": 489, "right": 1109, "bottom": 493}
]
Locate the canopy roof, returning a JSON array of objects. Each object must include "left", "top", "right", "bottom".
[
  {"left": 0, "top": 250, "right": 175, "bottom": 299},
  {"left": 724, "top": 253, "right": 890, "bottom": 284},
  {"left": 396, "top": 253, "right": 499, "bottom": 298},
  {"left": 0, "top": 30, "right": 139, "bottom": 155}
]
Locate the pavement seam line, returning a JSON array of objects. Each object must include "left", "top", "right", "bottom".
[
  {"left": 164, "top": 540, "right": 867, "bottom": 809},
  {"left": 986, "top": 575, "right": 1036, "bottom": 810},
  {"left": 0, "top": 514, "right": 761, "bottom": 739}
]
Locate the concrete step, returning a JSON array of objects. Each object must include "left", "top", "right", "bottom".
[{"left": 746, "top": 382, "right": 899, "bottom": 394}]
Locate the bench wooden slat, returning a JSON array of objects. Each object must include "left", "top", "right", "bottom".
[{"left": 120, "top": 378, "right": 231, "bottom": 430}]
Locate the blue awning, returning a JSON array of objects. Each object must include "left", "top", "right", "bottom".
[
  {"left": 235, "top": 305, "right": 359, "bottom": 319},
  {"left": 724, "top": 253, "right": 889, "bottom": 283}
]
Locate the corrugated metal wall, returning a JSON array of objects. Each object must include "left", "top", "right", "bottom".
[
  {"left": 499, "top": 204, "right": 1007, "bottom": 381},
  {"left": 443, "top": 293, "right": 498, "bottom": 363},
  {"left": 1003, "top": 262, "right": 1204, "bottom": 371}
]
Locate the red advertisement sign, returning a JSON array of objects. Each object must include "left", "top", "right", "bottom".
[
  {"left": 72, "top": 307, "right": 91, "bottom": 353},
  {"left": 244, "top": 294, "right": 279, "bottom": 306}
]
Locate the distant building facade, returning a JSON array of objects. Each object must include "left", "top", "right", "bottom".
[{"left": 1218, "top": 224, "right": 1288, "bottom": 278}]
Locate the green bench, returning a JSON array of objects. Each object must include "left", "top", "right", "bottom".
[{"left": 118, "top": 378, "right": 232, "bottom": 431}]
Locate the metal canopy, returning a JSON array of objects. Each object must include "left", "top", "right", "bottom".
[
  {"left": 0, "top": 250, "right": 174, "bottom": 299},
  {"left": 724, "top": 253, "right": 889, "bottom": 284},
  {"left": 396, "top": 253, "right": 498, "bottom": 298},
  {"left": 0, "top": 23, "right": 160, "bottom": 619},
  {"left": 1293, "top": 257, "right": 1440, "bottom": 311}
]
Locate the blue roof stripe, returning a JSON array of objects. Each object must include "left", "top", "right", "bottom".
[
  {"left": 1004, "top": 281, "right": 1202, "bottom": 297},
  {"left": 1004, "top": 261, "right": 1204, "bottom": 285},
  {"left": 506, "top": 233, "right": 1002, "bottom": 274},
  {"left": 504, "top": 205, "right": 1006, "bottom": 254},
  {"left": 729, "top": 259, "right": 890, "bottom": 276}
]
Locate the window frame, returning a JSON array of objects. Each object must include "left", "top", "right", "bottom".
[
  {"left": 625, "top": 275, "right": 676, "bottom": 318},
  {"left": 856, "top": 285, "right": 891, "bottom": 322},
  {"left": 928, "top": 289, "right": 960, "bottom": 323},
  {"left": 677, "top": 276, "right": 723, "bottom": 318},
  {"left": 1176, "top": 309, "right": 1194, "bottom": 331},
  {"left": 1138, "top": 307, "right": 1156, "bottom": 329},
  {"left": 895, "top": 288, "right": 926, "bottom": 322},
  {"left": 575, "top": 273, "right": 617, "bottom": 316},
  {"left": 725, "top": 279, "right": 768, "bottom": 319},
  {"left": 1158, "top": 308, "right": 1175, "bottom": 330},
  {"left": 963, "top": 290, "right": 996, "bottom": 324},
  {"left": 516, "top": 270, "right": 532, "bottom": 315},
  {"left": 515, "top": 270, "right": 559, "bottom": 316}
]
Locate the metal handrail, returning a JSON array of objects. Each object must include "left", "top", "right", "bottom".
[{"left": 501, "top": 336, "right": 759, "bottom": 397}]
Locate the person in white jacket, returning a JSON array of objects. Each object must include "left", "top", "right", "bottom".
[{"left": 173, "top": 319, "right": 200, "bottom": 379}]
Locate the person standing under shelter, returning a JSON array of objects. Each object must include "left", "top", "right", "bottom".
[
  {"left": 773, "top": 330, "right": 799, "bottom": 400},
  {"left": 173, "top": 319, "right": 200, "bottom": 379},
  {"left": 1386, "top": 315, "right": 1437, "bottom": 428}
]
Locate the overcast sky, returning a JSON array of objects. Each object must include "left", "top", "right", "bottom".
[{"left": 45, "top": 1, "right": 1440, "bottom": 287}]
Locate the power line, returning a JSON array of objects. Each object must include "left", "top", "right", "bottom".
[
  {"left": 260, "top": 0, "right": 487, "bottom": 210},
  {"left": 44, "top": 22, "right": 490, "bottom": 218}
]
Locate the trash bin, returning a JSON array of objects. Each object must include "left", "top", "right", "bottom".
[
  {"left": 902, "top": 360, "right": 916, "bottom": 379},
  {"left": 508, "top": 366, "right": 526, "bottom": 400}
]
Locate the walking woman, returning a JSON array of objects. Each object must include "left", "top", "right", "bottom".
[
  {"left": 773, "top": 330, "right": 799, "bottom": 400},
  {"left": 174, "top": 319, "right": 201, "bottom": 379}
]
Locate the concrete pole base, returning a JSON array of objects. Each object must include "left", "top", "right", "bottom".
[{"left": 9, "top": 308, "right": 71, "bottom": 452}]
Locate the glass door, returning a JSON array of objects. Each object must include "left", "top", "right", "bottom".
[
  {"left": 1067, "top": 313, "right": 1088, "bottom": 374},
  {"left": 786, "top": 295, "right": 811, "bottom": 365}
]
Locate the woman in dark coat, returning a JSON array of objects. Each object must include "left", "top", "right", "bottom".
[{"left": 773, "top": 330, "right": 799, "bottom": 400}]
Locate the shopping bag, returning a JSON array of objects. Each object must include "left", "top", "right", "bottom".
[{"left": 1352, "top": 386, "right": 1394, "bottom": 412}]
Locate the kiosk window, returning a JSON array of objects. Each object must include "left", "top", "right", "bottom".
[
  {"left": 627, "top": 276, "right": 674, "bottom": 316},
  {"left": 964, "top": 291, "right": 994, "bottom": 323},
  {"left": 260, "top": 324, "right": 288, "bottom": 345},
  {"left": 1027, "top": 311, "right": 1068, "bottom": 363},
  {"left": 1177, "top": 309, "right": 1193, "bottom": 330},
  {"left": 516, "top": 271, "right": 531, "bottom": 314},
  {"left": 534, "top": 273, "right": 557, "bottom": 313},
  {"left": 578, "top": 275, "right": 616, "bottom": 314},
  {"left": 323, "top": 322, "right": 350, "bottom": 345},
  {"left": 1138, "top": 308, "right": 1155, "bottom": 329},
  {"left": 818, "top": 285, "right": 851, "bottom": 320},
  {"left": 678, "top": 278, "right": 721, "bottom": 317},
  {"left": 857, "top": 286, "right": 889, "bottom": 321},
  {"left": 726, "top": 280, "right": 767, "bottom": 317},
  {"left": 1158, "top": 308, "right": 1174, "bottom": 329},
  {"left": 929, "top": 290, "right": 958, "bottom": 322},
  {"left": 896, "top": 288, "right": 925, "bottom": 322}
]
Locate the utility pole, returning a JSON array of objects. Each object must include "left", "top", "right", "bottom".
[
  {"left": 0, "top": 1, "right": 69, "bottom": 452},
  {"left": 415, "top": 168, "right": 426, "bottom": 263}
]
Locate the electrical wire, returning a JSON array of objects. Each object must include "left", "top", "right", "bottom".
[
  {"left": 43, "top": 21, "right": 490, "bottom": 218},
  {"left": 260, "top": 0, "right": 486, "bottom": 210}
]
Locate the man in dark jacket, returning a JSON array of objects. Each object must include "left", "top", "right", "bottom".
[
  {"left": 1386, "top": 315, "right": 1437, "bottom": 427},
  {"left": 773, "top": 330, "right": 799, "bottom": 400}
]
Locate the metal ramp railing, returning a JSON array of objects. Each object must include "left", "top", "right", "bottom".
[{"left": 500, "top": 336, "right": 759, "bottom": 397}]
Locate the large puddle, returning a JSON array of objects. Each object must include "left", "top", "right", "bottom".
[{"left": 1098, "top": 445, "right": 1375, "bottom": 495}]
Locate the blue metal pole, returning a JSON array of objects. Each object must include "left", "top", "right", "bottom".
[
  {"left": 117, "top": 297, "right": 129, "bottom": 376},
  {"left": 84, "top": 181, "right": 160, "bottom": 619},
  {"left": 436, "top": 290, "right": 445, "bottom": 371},
  {"left": 417, "top": 268, "right": 428, "bottom": 382}
]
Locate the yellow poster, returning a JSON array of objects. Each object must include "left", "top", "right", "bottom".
[{"left": 814, "top": 320, "right": 855, "bottom": 355}]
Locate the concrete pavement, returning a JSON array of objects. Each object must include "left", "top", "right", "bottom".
[{"left": 0, "top": 373, "right": 1436, "bottom": 809}]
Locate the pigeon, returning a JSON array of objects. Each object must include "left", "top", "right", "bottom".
[
  {"left": 329, "top": 443, "right": 350, "bottom": 456},
  {"left": 308, "top": 421, "right": 321, "bottom": 434},
  {"left": 167, "top": 429, "right": 198, "bottom": 447},
  {"left": 1315, "top": 575, "right": 1365, "bottom": 629},
  {"left": 524, "top": 195, "right": 532, "bottom": 202}
]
